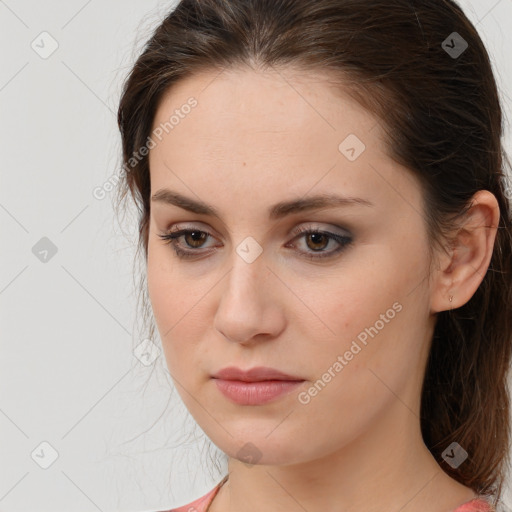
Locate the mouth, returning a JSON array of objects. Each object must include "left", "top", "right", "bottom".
[
  {"left": 212, "top": 378, "right": 305, "bottom": 405},
  {"left": 211, "top": 366, "right": 305, "bottom": 405}
]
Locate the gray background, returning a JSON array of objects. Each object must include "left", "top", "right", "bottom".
[{"left": 0, "top": 1, "right": 511, "bottom": 511}]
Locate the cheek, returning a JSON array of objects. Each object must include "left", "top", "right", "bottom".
[
  {"left": 147, "top": 238, "right": 193, "bottom": 325},
  {"left": 293, "top": 257, "right": 400, "bottom": 339},
  {"left": 147, "top": 243, "right": 186, "bottom": 358},
  {"left": 290, "top": 284, "right": 420, "bottom": 445},
  {"left": 146, "top": 241, "right": 216, "bottom": 376},
  {"left": 295, "top": 246, "right": 428, "bottom": 378},
  {"left": 147, "top": 244, "right": 172, "bottom": 327}
]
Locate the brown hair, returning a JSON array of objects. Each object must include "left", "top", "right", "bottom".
[{"left": 115, "top": 0, "right": 512, "bottom": 501}]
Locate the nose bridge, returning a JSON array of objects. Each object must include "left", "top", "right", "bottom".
[
  {"left": 223, "top": 230, "right": 268, "bottom": 288},
  {"left": 224, "top": 241, "right": 270, "bottom": 305},
  {"left": 214, "top": 241, "right": 283, "bottom": 343}
]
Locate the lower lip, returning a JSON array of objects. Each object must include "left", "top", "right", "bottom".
[{"left": 213, "top": 379, "right": 305, "bottom": 405}]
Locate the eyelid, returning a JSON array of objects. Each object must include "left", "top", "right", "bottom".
[
  {"left": 164, "top": 222, "right": 351, "bottom": 243},
  {"left": 167, "top": 220, "right": 351, "bottom": 237},
  {"left": 289, "top": 222, "right": 351, "bottom": 238},
  {"left": 158, "top": 221, "right": 353, "bottom": 261}
]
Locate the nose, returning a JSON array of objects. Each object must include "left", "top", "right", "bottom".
[{"left": 213, "top": 253, "right": 286, "bottom": 345}]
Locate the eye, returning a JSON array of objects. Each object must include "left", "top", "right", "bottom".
[
  {"left": 286, "top": 225, "right": 353, "bottom": 260},
  {"left": 157, "top": 224, "right": 353, "bottom": 261},
  {"left": 157, "top": 228, "right": 216, "bottom": 259}
]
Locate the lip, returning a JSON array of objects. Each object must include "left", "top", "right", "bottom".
[
  {"left": 211, "top": 366, "right": 305, "bottom": 405},
  {"left": 212, "top": 366, "right": 303, "bottom": 382},
  {"left": 213, "top": 379, "right": 304, "bottom": 405}
]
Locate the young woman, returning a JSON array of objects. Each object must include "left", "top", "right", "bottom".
[{"left": 115, "top": 1, "right": 512, "bottom": 511}]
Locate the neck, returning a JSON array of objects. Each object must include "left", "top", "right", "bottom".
[{"left": 213, "top": 399, "right": 475, "bottom": 512}]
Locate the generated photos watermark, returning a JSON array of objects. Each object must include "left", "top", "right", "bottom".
[{"left": 297, "top": 301, "right": 403, "bottom": 405}]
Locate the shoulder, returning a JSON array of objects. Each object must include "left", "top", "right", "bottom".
[
  {"left": 154, "top": 482, "right": 496, "bottom": 512},
  {"left": 453, "top": 498, "right": 495, "bottom": 512},
  {"left": 157, "top": 477, "right": 227, "bottom": 512}
]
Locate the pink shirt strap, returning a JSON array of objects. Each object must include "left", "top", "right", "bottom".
[
  {"left": 161, "top": 479, "right": 495, "bottom": 512},
  {"left": 453, "top": 498, "right": 495, "bottom": 512},
  {"left": 160, "top": 476, "right": 227, "bottom": 512}
]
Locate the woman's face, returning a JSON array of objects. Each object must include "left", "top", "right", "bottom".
[{"left": 147, "top": 67, "right": 440, "bottom": 465}]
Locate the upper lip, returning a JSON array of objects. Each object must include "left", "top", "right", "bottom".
[{"left": 212, "top": 366, "right": 304, "bottom": 382}]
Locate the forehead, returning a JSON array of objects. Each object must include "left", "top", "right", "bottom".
[
  {"left": 147, "top": 67, "right": 421, "bottom": 219},
  {"left": 153, "top": 66, "right": 380, "bottom": 140},
  {"left": 151, "top": 68, "right": 380, "bottom": 162}
]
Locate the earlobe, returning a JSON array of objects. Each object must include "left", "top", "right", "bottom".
[{"left": 430, "top": 190, "right": 500, "bottom": 314}]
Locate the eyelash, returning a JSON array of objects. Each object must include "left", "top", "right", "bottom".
[{"left": 157, "top": 225, "right": 353, "bottom": 261}]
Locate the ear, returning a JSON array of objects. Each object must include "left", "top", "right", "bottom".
[{"left": 430, "top": 190, "right": 500, "bottom": 313}]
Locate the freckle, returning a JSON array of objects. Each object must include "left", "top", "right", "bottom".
[{"left": 243, "top": 161, "right": 246, "bottom": 166}]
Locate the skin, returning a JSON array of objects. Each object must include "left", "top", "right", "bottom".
[{"left": 146, "top": 66, "right": 499, "bottom": 512}]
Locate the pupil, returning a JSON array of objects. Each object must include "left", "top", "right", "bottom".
[
  {"left": 309, "top": 233, "right": 326, "bottom": 250},
  {"left": 188, "top": 231, "right": 205, "bottom": 247}
]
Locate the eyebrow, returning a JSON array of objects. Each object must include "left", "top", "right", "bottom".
[{"left": 151, "top": 189, "right": 374, "bottom": 220}]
